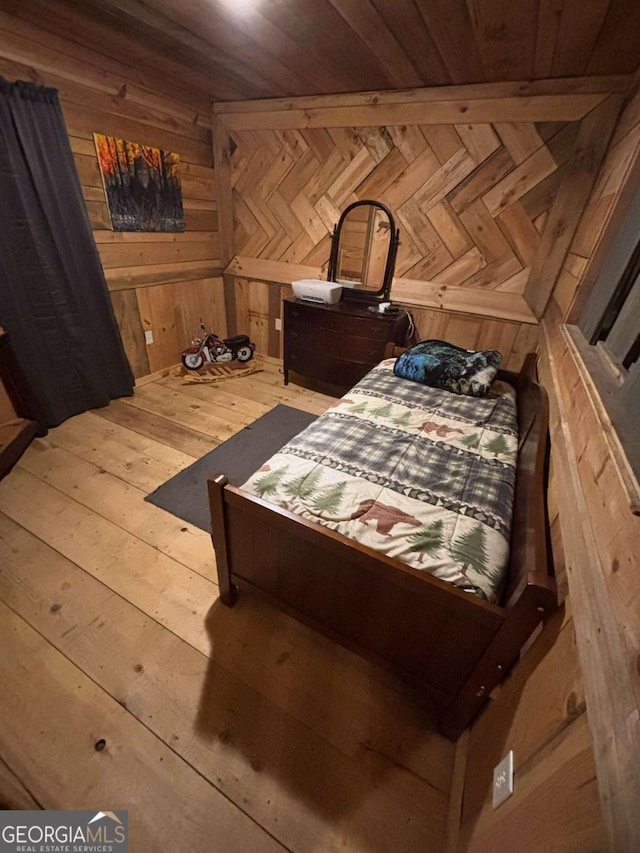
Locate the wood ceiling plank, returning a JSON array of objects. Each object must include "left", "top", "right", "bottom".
[
  {"left": 414, "top": 0, "right": 486, "bottom": 84},
  {"left": 587, "top": 0, "right": 640, "bottom": 75},
  {"left": 369, "top": 0, "right": 451, "bottom": 85},
  {"left": 534, "top": 0, "right": 563, "bottom": 78},
  {"left": 183, "top": 0, "right": 351, "bottom": 96},
  {"left": 550, "top": 0, "right": 611, "bottom": 77},
  {"left": 96, "top": 0, "right": 316, "bottom": 97},
  {"left": 467, "top": 0, "right": 538, "bottom": 82},
  {"left": 220, "top": 7, "right": 353, "bottom": 96},
  {"left": 257, "top": 0, "right": 397, "bottom": 93},
  {"left": 0, "top": 1, "right": 213, "bottom": 111},
  {"left": 3, "top": 0, "right": 635, "bottom": 104},
  {"left": 327, "top": 0, "right": 425, "bottom": 88}
]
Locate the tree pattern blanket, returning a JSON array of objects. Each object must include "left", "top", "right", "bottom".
[{"left": 241, "top": 359, "right": 518, "bottom": 602}]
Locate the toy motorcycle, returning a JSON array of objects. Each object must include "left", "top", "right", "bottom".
[{"left": 181, "top": 325, "right": 255, "bottom": 370}]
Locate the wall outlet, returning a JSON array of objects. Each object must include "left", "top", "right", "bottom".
[
  {"left": 492, "top": 751, "right": 514, "bottom": 808},
  {"left": 275, "top": 317, "right": 282, "bottom": 331},
  {"left": 144, "top": 330, "right": 154, "bottom": 345}
]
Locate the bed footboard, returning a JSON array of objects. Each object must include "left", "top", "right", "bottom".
[{"left": 207, "top": 357, "right": 557, "bottom": 739}]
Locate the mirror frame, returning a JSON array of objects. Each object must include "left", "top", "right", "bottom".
[{"left": 327, "top": 200, "right": 400, "bottom": 302}]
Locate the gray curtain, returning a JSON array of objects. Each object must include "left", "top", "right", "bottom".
[{"left": 0, "top": 77, "right": 134, "bottom": 427}]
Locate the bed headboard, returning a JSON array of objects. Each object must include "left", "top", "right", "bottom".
[{"left": 499, "top": 354, "right": 555, "bottom": 611}]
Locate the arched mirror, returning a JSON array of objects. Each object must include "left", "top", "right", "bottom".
[{"left": 327, "top": 200, "right": 399, "bottom": 302}]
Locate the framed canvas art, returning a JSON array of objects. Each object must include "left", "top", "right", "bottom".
[{"left": 94, "top": 134, "right": 185, "bottom": 232}]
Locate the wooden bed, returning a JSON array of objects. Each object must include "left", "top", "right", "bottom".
[{"left": 208, "top": 354, "right": 557, "bottom": 740}]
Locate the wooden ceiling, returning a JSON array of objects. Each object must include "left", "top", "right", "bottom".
[{"left": 6, "top": 0, "right": 640, "bottom": 104}]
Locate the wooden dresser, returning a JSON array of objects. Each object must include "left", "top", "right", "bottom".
[{"left": 283, "top": 298, "right": 410, "bottom": 391}]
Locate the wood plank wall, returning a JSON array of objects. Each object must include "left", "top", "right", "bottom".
[
  {"left": 215, "top": 79, "right": 626, "bottom": 370},
  {"left": 455, "top": 539, "right": 606, "bottom": 850},
  {"left": 457, "top": 76, "right": 640, "bottom": 853},
  {"left": 538, "top": 82, "right": 640, "bottom": 853},
  {"left": 0, "top": 10, "right": 223, "bottom": 378}
]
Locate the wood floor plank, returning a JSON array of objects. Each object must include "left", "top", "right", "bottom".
[
  {"left": 93, "top": 398, "right": 217, "bottom": 458},
  {"left": 17, "top": 442, "right": 215, "bottom": 581},
  {"left": 217, "top": 372, "right": 335, "bottom": 415},
  {"left": 39, "top": 411, "right": 197, "bottom": 492},
  {"left": 0, "top": 601, "right": 286, "bottom": 853},
  {"left": 257, "top": 358, "right": 339, "bottom": 408},
  {"left": 0, "top": 467, "right": 215, "bottom": 653},
  {"left": 125, "top": 382, "right": 253, "bottom": 442},
  {"left": 0, "top": 515, "right": 450, "bottom": 853},
  {"left": 161, "top": 373, "right": 274, "bottom": 420},
  {"left": 0, "top": 755, "right": 40, "bottom": 809}
]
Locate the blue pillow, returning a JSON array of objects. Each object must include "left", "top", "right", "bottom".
[{"left": 393, "top": 340, "right": 502, "bottom": 397}]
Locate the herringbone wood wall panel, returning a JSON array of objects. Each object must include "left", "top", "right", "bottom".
[
  {"left": 226, "top": 120, "right": 588, "bottom": 367},
  {"left": 230, "top": 121, "right": 574, "bottom": 296}
]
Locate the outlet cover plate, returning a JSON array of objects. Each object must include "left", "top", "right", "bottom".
[
  {"left": 492, "top": 751, "right": 514, "bottom": 808},
  {"left": 144, "top": 330, "right": 154, "bottom": 345}
]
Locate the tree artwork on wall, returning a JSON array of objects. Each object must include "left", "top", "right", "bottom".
[{"left": 93, "top": 133, "right": 185, "bottom": 232}]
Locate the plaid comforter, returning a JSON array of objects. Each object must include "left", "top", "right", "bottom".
[{"left": 241, "top": 359, "right": 519, "bottom": 602}]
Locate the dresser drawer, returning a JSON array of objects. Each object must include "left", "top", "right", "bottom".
[
  {"left": 286, "top": 344, "right": 374, "bottom": 388},
  {"left": 285, "top": 325, "right": 387, "bottom": 361},
  {"left": 284, "top": 301, "right": 391, "bottom": 338}
]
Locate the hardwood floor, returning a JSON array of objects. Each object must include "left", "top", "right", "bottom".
[{"left": 0, "top": 357, "right": 455, "bottom": 852}]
